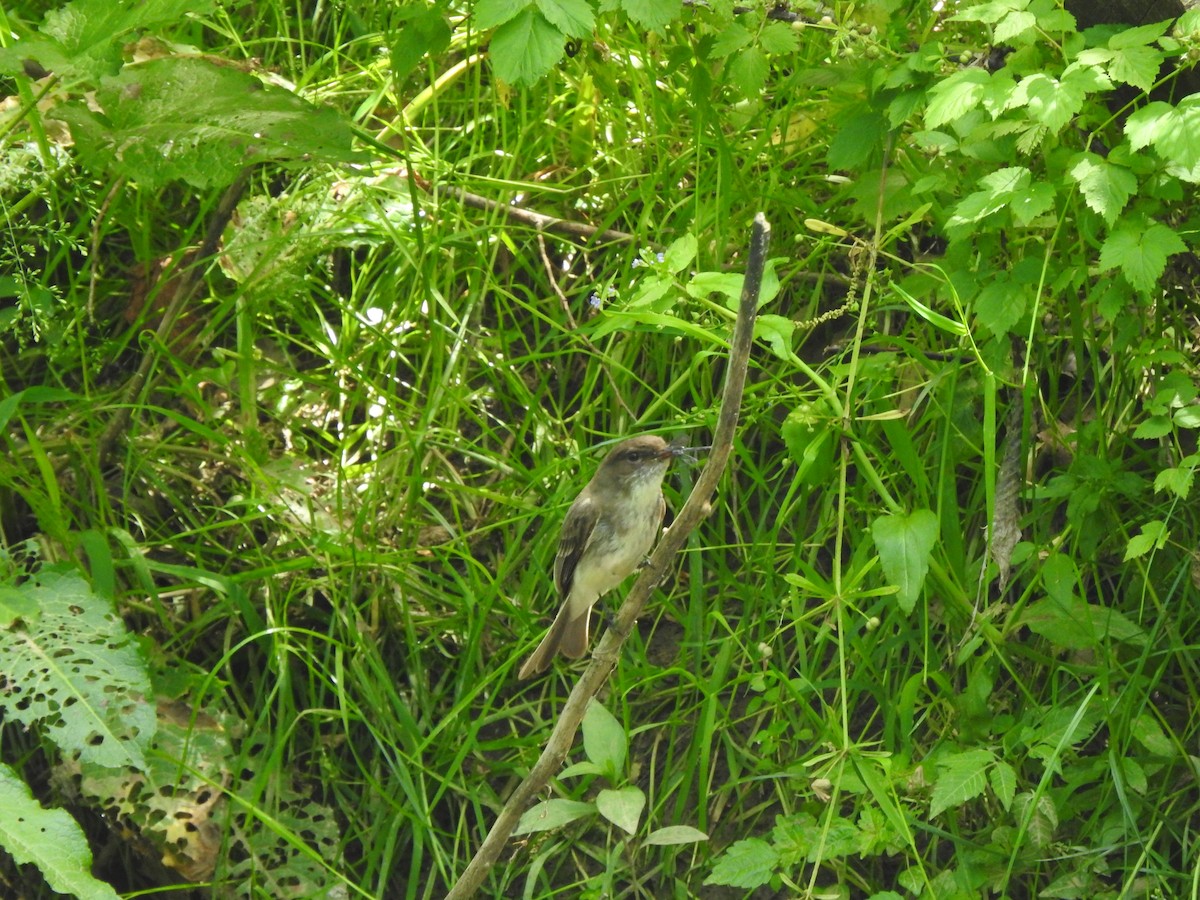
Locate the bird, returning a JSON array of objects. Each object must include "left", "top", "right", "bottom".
[{"left": 517, "top": 434, "right": 681, "bottom": 679}]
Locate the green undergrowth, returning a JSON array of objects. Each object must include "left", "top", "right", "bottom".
[{"left": 2, "top": 0, "right": 1200, "bottom": 897}]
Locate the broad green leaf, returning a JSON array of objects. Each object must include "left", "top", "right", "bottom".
[
  {"left": 1126, "top": 98, "right": 1200, "bottom": 176},
  {"left": 1009, "top": 182, "right": 1056, "bottom": 224},
  {"left": 1107, "top": 43, "right": 1164, "bottom": 92},
  {"left": 688, "top": 271, "right": 744, "bottom": 301},
  {"left": 1133, "top": 415, "right": 1172, "bottom": 439},
  {"left": 754, "top": 314, "right": 794, "bottom": 360},
  {"left": 596, "top": 786, "right": 645, "bottom": 834},
  {"left": 0, "top": 765, "right": 120, "bottom": 900},
  {"left": 728, "top": 46, "right": 769, "bottom": 97},
  {"left": 390, "top": 8, "right": 452, "bottom": 80},
  {"left": 0, "top": 567, "right": 155, "bottom": 768},
  {"left": 590, "top": 309, "right": 724, "bottom": 344},
  {"left": 975, "top": 279, "right": 1026, "bottom": 337},
  {"left": 929, "top": 748, "right": 993, "bottom": 817},
  {"left": 1099, "top": 221, "right": 1187, "bottom": 293},
  {"left": 994, "top": 9, "right": 1036, "bottom": 43},
  {"left": 704, "top": 838, "right": 779, "bottom": 889},
  {"left": 828, "top": 109, "right": 887, "bottom": 170},
  {"left": 52, "top": 56, "right": 362, "bottom": 189},
  {"left": 1013, "top": 792, "right": 1058, "bottom": 848},
  {"left": 620, "top": 0, "right": 683, "bottom": 31},
  {"left": 759, "top": 21, "right": 800, "bottom": 55},
  {"left": 488, "top": 8, "right": 565, "bottom": 85},
  {"left": 663, "top": 233, "right": 698, "bottom": 274},
  {"left": 582, "top": 699, "right": 627, "bottom": 779},
  {"left": 535, "top": 0, "right": 595, "bottom": 37},
  {"left": 1020, "top": 595, "right": 1147, "bottom": 647},
  {"left": 949, "top": 2, "right": 1011, "bottom": 25},
  {"left": 871, "top": 509, "right": 939, "bottom": 614},
  {"left": 1068, "top": 153, "right": 1137, "bottom": 224},
  {"left": 514, "top": 799, "right": 595, "bottom": 834},
  {"left": 644, "top": 825, "right": 709, "bottom": 846},
  {"left": 925, "top": 68, "right": 989, "bottom": 129},
  {"left": 1109, "top": 19, "right": 1172, "bottom": 49},
  {"left": 475, "top": 0, "right": 527, "bottom": 30},
  {"left": 0, "top": 0, "right": 214, "bottom": 82},
  {"left": 1153, "top": 462, "right": 1194, "bottom": 499}
]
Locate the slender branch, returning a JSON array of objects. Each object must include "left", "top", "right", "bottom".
[
  {"left": 410, "top": 172, "right": 638, "bottom": 245},
  {"left": 444, "top": 213, "right": 770, "bottom": 900}
]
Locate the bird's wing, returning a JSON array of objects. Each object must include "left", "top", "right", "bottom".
[{"left": 554, "top": 494, "right": 600, "bottom": 600}]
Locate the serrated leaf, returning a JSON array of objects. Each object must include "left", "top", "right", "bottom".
[
  {"left": 621, "top": 0, "right": 682, "bottom": 31},
  {"left": 52, "top": 56, "right": 361, "bottom": 189},
  {"left": 704, "top": 838, "right": 779, "bottom": 889},
  {"left": 1131, "top": 711, "right": 1176, "bottom": 756},
  {"left": 488, "top": 8, "right": 565, "bottom": 85},
  {"left": 475, "top": 0, "right": 527, "bottom": 30},
  {"left": 1068, "top": 153, "right": 1137, "bottom": 224},
  {"left": 989, "top": 761, "right": 1017, "bottom": 810},
  {"left": 514, "top": 799, "right": 595, "bottom": 834},
  {"left": 1133, "top": 415, "right": 1173, "bottom": 438},
  {"left": 1126, "top": 98, "right": 1200, "bottom": 174},
  {"left": 709, "top": 22, "right": 753, "bottom": 58},
  {"left": 0, "top": 765, "right": 120, "bottom": 900},
  {"left": 1124, "top": 519, "right": 1168, "bottom": 560},
  {"left": 1099, "top": 221, "right": 1187, "bottom": 293},
  {"left": 1107, "top": 43, "right": 1163, "bottom": 92},
  {"left": 644, "top": 825, "right": 709, "bottom": 845},
  {"left": 1013, "top": 791, "right": 1057, "bottom": 848},
  {"left": 759, "top": 21, "right": 799, "bottom": 55},
  {"left": 535, "top": 0, "right": 595, "bottom": 38},
  {"left": 1154, "top": 465, "right": 1193, "bottom": 498},
  {"left": 0, "top": 568, "right": 155, "bottom": 768},
  {"left": 596, "top": 786, "right": 645, "bottom": 834},
  {"left": 925, "top": 68, "right": 989, "bottom": 129},
  {"left": 994, "top": 9, "right": 1036, "bottom": 43},
  {"left": 728, "top": 46, "right": 768, "bottom": 96},
  {"left": 871, "top": 509, "right": 938, "bottom": 614},
  {"left": 582, "top": 699, "right": 627, "bottom": 779},
  {"left": 975, "top": 279, "right": 1026, "bottom": 337},
  {"left": 1109, "top": 19, "right": 1172, "bottom": 49},
  {"left": 828, "top": 109, "right": 886, "bottom": 170},
  {"left": 929, "top": 748, "right": 993, "bottom": 817}
]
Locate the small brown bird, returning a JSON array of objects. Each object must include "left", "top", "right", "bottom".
[{"left": 518, "top": 434, "right": 681, "bottom": 679}]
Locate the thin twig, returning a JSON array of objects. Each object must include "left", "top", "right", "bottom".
[
  {"left": 411, "top": 172, "right": 638, "bottom": 245},
  {"left": 97, "top": 167, "right": 252, "bottom": 468},
  {"left": 444, "top": 213, "right": 770, "bottom": 900}
]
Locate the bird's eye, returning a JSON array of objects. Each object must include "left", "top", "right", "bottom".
[{"left": 624, "top": 451, "right": 642, "bottom": 462}]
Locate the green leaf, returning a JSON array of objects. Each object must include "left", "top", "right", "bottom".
[
  {"left": 1013, "top": 792, "right": 1058, "bottom": 848},
  {"left": 1099, "top": 221, "right": 1187, "bottom": 293},
  {"left": 1133, "top": 415, "right": 1172, "bottom": 438},
  {"left": 892, "top": 284, "right": 968, "bottom": 337},
  {"left": 1126, "top": 98, "right": 1200, "bottom": 177},
  {"left": 644, "top": 825, "right": 710, "bottom": 846},
  {"left": 728, "top": 46, "right": 769, "bottom": 97},
  {"left": 620, "top": 0, "right": 683, "bottom": 31},
  {"left": 390, "top": 8, "right": 452, "bottom": 80},
  {"left": 0, "top": 765, "right": 120, "bottom": 900},
  {"left": 0, "top": 568, "right": 155, "bottom": 768},
  {"left": 475, "top": 0, "right": 527, "bottom": 30},
  {"left": 663, "top": 233, "right": 698, "bottom": 274},
  {"left": 754, "top": 314, "right": 794, "bottom": 360},
  {"left": 582, "top": 699, "right": 627, "bottom": 779},
  {"left": 52, "top": 56, "right": 362, "bottom": 189},
  {"left": 535, "top": 0, "right": 595, "bottom": 38},
  {"left": 871, "top": 509, "right": 938, "bottom": 614},
  {"left": 1124, "top": 519, "right": 1169, "bottom": 560},
  {"left": 687, "top": 271, "right": 744, "bottom": 301},
  {"left": 1068, "top": 153, "right": 1137, "bottom": 224},
  {"left": 488, "top": 8, "right": 565, "bottom": 85},
  {"left": 1107, "top": 43, "right": 1164, "bottom": 92},
  {"left": 949, "top": 2, "right": 1011, "bottom": 25},
  {"left": 1109, "top": 19, "right": 1172, "bottom": 49},
  {"left": 994, "top": 9, "right": 1036, "bottom": 43},
  {"left": 0, "top": 0, "right": 214, "bottom": 82},
  {"left": 758, "top": 21, "right": 799, "bottom": 55},
  {"left": 925, "top": 68, "right": 990, "bottom": 129},
  {"left": 989, "top": 761, "right": 1017, "bottom": 810},
  {"left": 828, "top": 109, "right": 886, "bottom": 170},
  {"left": 1021, "top": 595, "right": 1147, "bottom": 648},
  {"left": 709, "top": 22, "right": 753, "bottom": 58},
  {"left": 596, "top": 786, "right": 645, "bottom": 834},
  {"left": 514, "top": 799, "right": 595, "bottom": 834},
  {"left": 1153, "top": 462, "right": 1194, "bottom": 498},
  {"left": 929, "top": 748, "right": 994, "bottom": 817},
  {"left": 975, "top": 279, "right": 1026, "bottom": 337},
  {"left": 704, "top": 838, "right": 779, "bottom": 889},
  {"left": 1131, "top": 712, "right": 1176, "bottom": 757}
]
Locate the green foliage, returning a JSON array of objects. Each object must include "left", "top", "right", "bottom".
[{"left": 3, "top": 0, "right": 1200, "bottom": 895}]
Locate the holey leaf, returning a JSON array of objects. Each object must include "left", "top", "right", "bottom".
[
  {"left": 871, "top": 510, "right": 939, "bottom": 614},
  {"left": 0, "top": 567, "right": 155, "bottom": 769}
]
